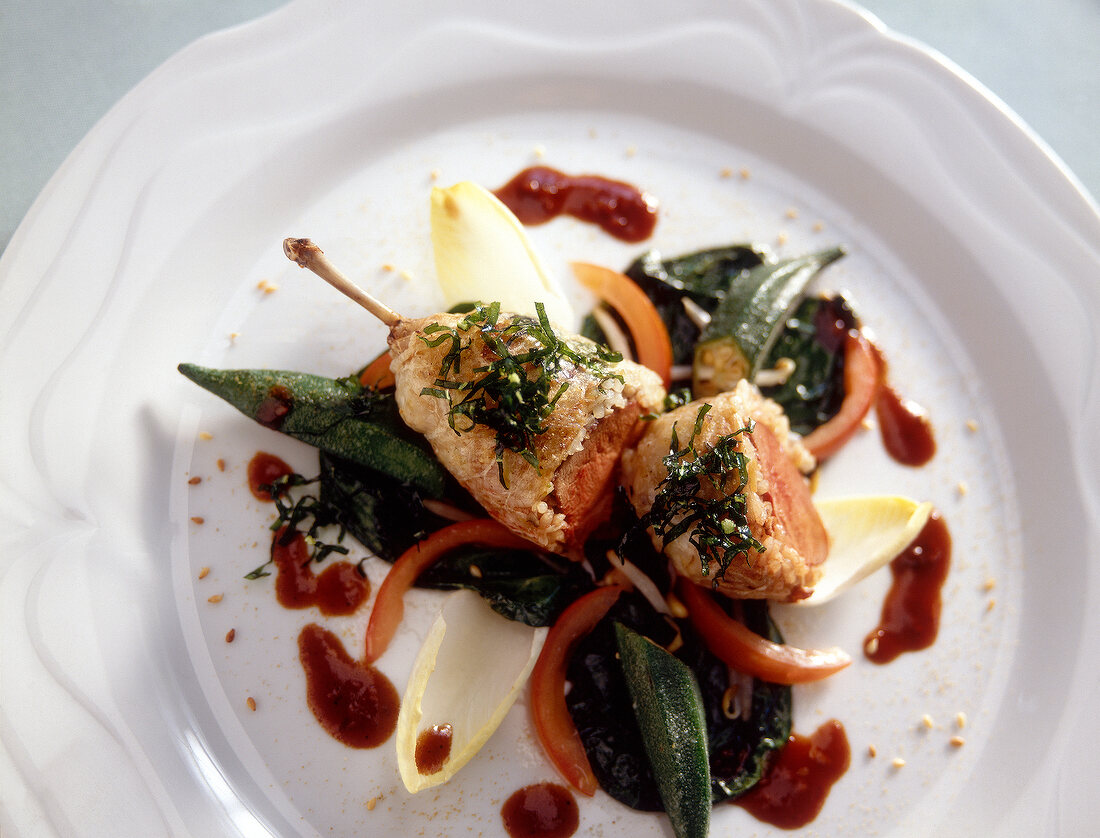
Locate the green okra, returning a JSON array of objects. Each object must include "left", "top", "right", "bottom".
[
  {"left": 615, "top": 622, "right": 711, "bottom": 838},
  {"left": 178, "top": 363, "right": 446, "bottom": 498},
  {"left": 693, "top": 246, "right": 845, "bottom": 397}
]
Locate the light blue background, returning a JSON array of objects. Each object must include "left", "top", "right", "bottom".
[{"left": 2, "top": 0, "right": 1098, "bottom": 254}]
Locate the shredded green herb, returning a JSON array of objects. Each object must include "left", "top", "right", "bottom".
[
  {"left": 244, "top": 472, "right": 354, "bottom": 579},
  {"left": 644, "top": 404, "right": 764, "bottom": 581},
  {"left": 419, "top": 302, "right": 624, "bottom": 486}
]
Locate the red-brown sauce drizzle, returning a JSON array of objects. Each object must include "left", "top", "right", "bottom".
[
  {"left": 494, "top": 166, "right": 658, "bottom": 243},
  {"left": 271, "top": 526, "right": 369, "bottom": 616},
  {"left": 865, "top": 511, "right": 951, "bottom": 664},
  {"left": 501, "top": 782, "right": 580, "bottom": 838},
  {"left": 256, "top": 384, "right": 294, "bottom": 430},
  {"left": 871, "top": 347, "right": 936, "bottom": 466},
  {"left": 736, "top": 719, "right": 850, "bottom": 829},
  {"left": 298, "top": 623, "right": 400, "bottom": 749},
  {"left": 415, "top": 723, "right": 454, "bottom": 775},
  {"left": 247, "top": 451, "right": 293, "bottom": 500}
]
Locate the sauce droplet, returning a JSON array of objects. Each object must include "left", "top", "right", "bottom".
[
  {"left": 298, "top": 623, "right": 399, "bottom": 749},
  {"left": 871, "top": 347, "right": 935, "bottom": 466},
  {"left": 415, "top": 723, "right": 454, "bottom": 775},
  {"left": 271, "top": 527, "right": 369, "bottom": 616},
  {"left": 501, "top": 783, "right": 580, "bottom": 838},
  {"left": 865, "top": 511, "right": 951, "bottom": 663},
  {"left": 256, "top": 384, "right": 294, "bottom": 430},
  {"left": 876, "top": 384, "right": 936, "bottom": 466},
  {"left": 247, "top": 451, "right": 293, "bottom": 500},
  {"left": 494, "top": 166, "right": 657, "bottom": 243},
  {"left": 736, "top": 719, "right": 850, "bottom": 829}
]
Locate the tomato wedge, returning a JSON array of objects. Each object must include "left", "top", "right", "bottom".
[
  {"left": 571, "top": 262, "right": 673, "bottom": 388},
  {"left": 364, "top": 519, "right": 534, "bottom": 663},
  {"left": 677, "top": 579, "right": 850, "bottom": 684},
  {"left": 529, "top": 585, "right": 625, "bottom": 796},
  {"left": 802, "top": 330, "right": 879, "bottom": 461},
  {"left": 358, "top": 349, "right": 396, "bottom": 390}
]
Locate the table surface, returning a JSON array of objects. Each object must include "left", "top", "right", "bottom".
[{"left": 2, "top": 0, "right": 1098, "bottom": 256}]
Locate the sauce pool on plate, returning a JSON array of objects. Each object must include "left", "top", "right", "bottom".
[
  {"left": 494, "top": 166, "right": 658, "bottom": 243},
  {"left": 865, "top": 511, "right": 952, "bottom": 664},
  {"left": 501, "top": 782, "right": 580, "bottom": 838}
]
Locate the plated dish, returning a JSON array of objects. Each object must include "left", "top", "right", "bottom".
[{"left": 2, "top": 1, "right": 1098, "bottom": 836}]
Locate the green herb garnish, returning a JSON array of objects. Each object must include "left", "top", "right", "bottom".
[
  {"left": 644, "top": 404, "right": 764, "bottom": 581},
  {"left": 244, "top": 472, "right": 352, "bottom": 579},
  {"left": 419, "top": 302, "right": 623, "bottom": 485}
]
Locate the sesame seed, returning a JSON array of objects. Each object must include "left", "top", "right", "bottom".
[
  {"left": 429, "top": 168, "right": 441, "bottom": 180},
  {"left": 198, "top": 566, "right": 210, "bottom": 580},
  {"left": 225, "top": 628, "right": 236, "bottom": 643},
  {"left": 956, "top": 481, "right": 969, "bottom": 496},
  {"left": 785, "top": 207, "right": 799, "bottom": 219},
  {"left": 719, "top": 167, "right": 734, "bottom": 178},
  {"left": 216, "top": 459, "right": 226, "bottom": 472},
  {"left": 892, "top": 757, "right": 906, "bottom": 768},
  {"left": 381, "top": 263, "right": 395, "bottom": 272},
  {"left": 966, "top": 418, "right": 979, "bottom": 432},
  {"left": 983, "top": 578, "right": 996, "bottom": 592},
  {"left": 812, "top": 221, "right": 825, "bottom": 232},
  {"left": 955, "top": 712, "right": 967, "bottom": 729},
  {"left": 399, "top": 269, "right": 414, "bottom": 282},
  {"left": 207, "top": 593, "right": 223, "bottom": 604},
  {"left": 198, "top": 431, "right": 214, "bottom": 441},
  {"left": 986, "top": 598, "right": 996, "bottom": 612},
  {"left": 246, "top": 696, "right": 257, "bottom": 711},
  {"left": 865, "top": 635, "right": 880, "bottom": 656},
  {"left": 949, "top": 736, "right": 966, "bottom": 748},
  {"left": 191, "top": 516, "right": 205, "bottom": 525},
  {"left": 921, "top": 714, "right": 935, "bottom": 729},
  {"left": 868, "top": 744, "right": 877, "bottom": 758},
  {"left": 739, "top": 167, "right": 751, "bottom": 180},
  {"left": 366, "top": 796, "right": 379, "bottom": 811},
  {"left": 532, "top": 144, "right": 546, "bottom": 158},
  {"left": 776, "top": 232, "right": 789, "bottom": 246},
  {"left": 469, "top": 564, "right": 483, "bottom": 579},
  {"left": 188, "top": 476, "right": 202, "bottom": 485}
]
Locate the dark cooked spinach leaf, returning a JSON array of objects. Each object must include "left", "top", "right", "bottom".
[
  {"left": 623, "top": 245, "right": 768, "bottom": 365},
  {"left": 566, "top": 592, "right": 677, "bottom": 811},
  {"left": 758, "top": 295, "right": 857, "bottom": 436},
  {"left": 415, "top": 545, "right": 593, "bottom": 627},
  {"left": 680, "top": 600, "right": 792, "bottom": 802},
  {"left": 318, "top": 452, "right": 456, "bottom": 562},
  {"left": 565, "top": 593, "right": 792, "bottom": 810}
]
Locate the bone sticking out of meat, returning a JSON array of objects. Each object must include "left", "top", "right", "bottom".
[{"left": 284, "top": 237, "right": 666, "bottom": 555}]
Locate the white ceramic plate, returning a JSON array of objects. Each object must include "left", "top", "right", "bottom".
[{"left": 3, "top": 1, "right": 1098, "bottom": 836}]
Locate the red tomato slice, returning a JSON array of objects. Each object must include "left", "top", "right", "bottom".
[
  {"left": 529, "top": 585, "right": 625, "bottom": 796},
  {"left": 802, "top": 331, "right": 880, "bottom": 461},
  {"left": 677, "top": 579, "right": 851, "bottom": 684},
  {"left": 571, "top": 261, "right": 673, "bottom": 388},
  {"left": 749, "top": 422, "right": 828, "bottom": 567},
  {"left": 358, "top": 349, "right": 396, "bottom": 390},
  {"left": 363, "top": 519, "right": 534, "bottom": 663}
]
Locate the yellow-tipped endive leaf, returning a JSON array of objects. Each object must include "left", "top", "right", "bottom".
[
  {"left": 430, "top": 181, "right": 576, "bottom": 326},
  {"left": 797, "top": 496, "right": 934, "bottom": 606},
  {"left": 396, "top": 589, "right": 547, "bottom": 792}
]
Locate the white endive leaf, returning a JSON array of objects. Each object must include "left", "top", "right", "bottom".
[
  {"left": 396, "top": 589, "right": 547, "bottom": 792},
  {"left": 430, "top": 181, "right": 575, "bottom": 326},
  {"left": 797, "top": 496, "right": 934, "bottom": 606}
]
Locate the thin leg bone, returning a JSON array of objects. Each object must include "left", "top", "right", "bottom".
[{"left": 283, "top": 237, "right": 401, "bottom": 328}]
